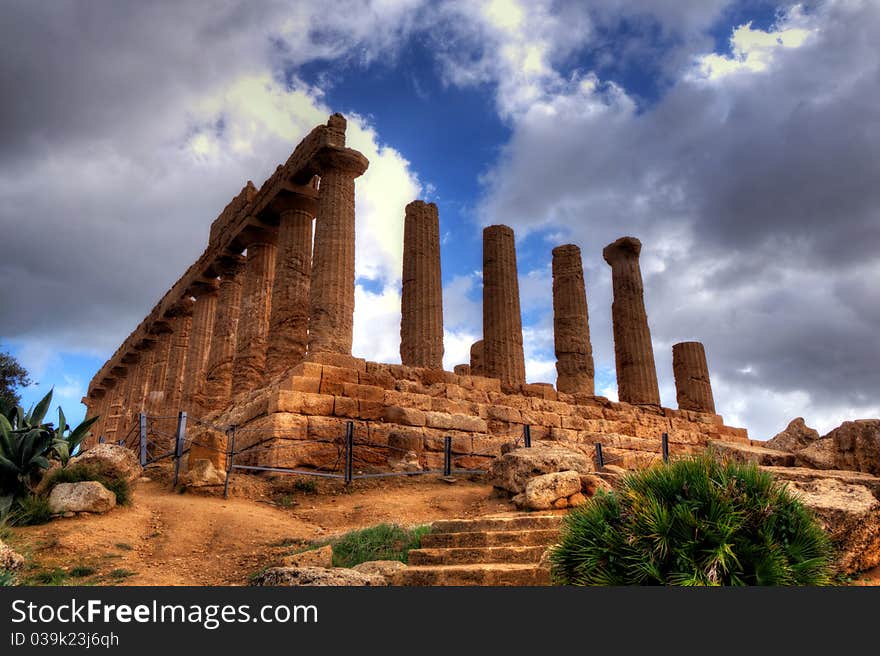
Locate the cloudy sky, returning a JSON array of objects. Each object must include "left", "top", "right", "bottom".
[{"left": 2, "top": 0, "right": 878, "bottom": 438}]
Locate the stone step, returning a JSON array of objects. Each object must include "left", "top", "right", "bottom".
[
  {"left": 393, "top": 564, "right": 550, "bottom": 586},
  {"left": 430, "top": 515, "right": 563, "bottom": 533},
  {"left": 407, "top": 545, "right": 546, "bottom": 566},
  {"left": 420, "top": 529, "right": 560, "bottom": 548}
]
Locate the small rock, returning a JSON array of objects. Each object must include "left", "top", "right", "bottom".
[
  {"left": 62, "top": 512, "right": 75, "bottom": 518},
  {"left": 281, "top": 544, "right": 334, "bottom": 568},
  {"left": 580, "top": 474, "right": 612, "bottom": 497},
  {"left": 48, "top": 481, "right": 117, "bottom": 514},
  {"left": 138, "top": 477, "right": 152, "bottom": 483},
  {"left": 515, "top": 470, "right": 582, "bottom": 510},
  {"left": 252, "top": 566, "right": 386, "bottom": 586},
  {"left": 352, "top": 560, "right": 407, "bottom": 583},
  {"left": 552, "top": 497, "right": 569, "bottom": 509},
  {"left": 568, "top": 492, "right": 587, "bottom": 506},
  {"left": 0, "top": 540, "right": 25, "bottom": 571},
  {"left": 185, "top": 458, "right": 226, "bottom": 487}
]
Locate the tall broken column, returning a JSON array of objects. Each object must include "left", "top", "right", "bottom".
[
  {"left": 161, "top": 298, "right": 193, "bottom": 415},
  {"left": 200, "top": 254, "right": 245, "bottom": 413},
  {"left": 181, "top": 280, "right": 218, "bottom": 412},
  {"left": 307, "top": 115, "right": 369, "bottom": 356},
  {"left": 552, "top": 244, "right": 595, "bottom": 395},
  {"left": 482, "top": 225, "right": 526, "bottom": 390},
  {"left": 673, "top": 341, "right": 716, "bottom": 414},
  {"left": 400, "top": 201, "right": 444, "bottom": 368},
  {"left": 232, "top": 232, "right": 277, "bottom": 395},
  {"left": 602, "top": 236, "right": 660, "bottom": 405},
  {"left": 266, "top": 192, "right": 316, "bottom": 378}
]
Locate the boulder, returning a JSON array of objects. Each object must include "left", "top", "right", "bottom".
[
  {"left": 389, "top": 450, "right": 421, "bottom": 473},
  {"left": 765, "top": 418, "right": 820, "bottom": 453},
  {"left": 489, "top": 442, "right": 594, "bottom": 495},
  {"left": 69, "top": 443, "right": 140, "bottom": 484},
  {"left": 251, "top": 566, "right": 386, "bottom": 586},
  {"left": 796, "top": 420, "right": 880, "bottom": 476},
  {"left": 0, "top": 539, "right": 24, "bottom": 571},
  {"left": 579, "top": 473, "right": 612, "bottom": 497},
  {"left": 185, "top": 458, "right": 226, "bottom": 487},
  {"left": 352, "top": 560, "right": 407, "bottom": 583},
  {"left": 514, "top": 470, "right": 582, "bottom": 511},
  {"left": 281, "top": 545, "right": 334, "bottom": 568},
  {"left": 708, "top": 440, "right": 795, "bottom": 467},
  {"left": 762, "top": 466, "right": 880, "bottom": 497},
  {"left": 48, "top": 481, "right": 116, "bottom": 514},
  {"left": 786, "top": 476, "right": 880, "bottom": 575}
]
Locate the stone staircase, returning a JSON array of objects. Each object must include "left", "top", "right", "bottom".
[{"left": 393, "top": 514, "right": 563, "bottom": 586}]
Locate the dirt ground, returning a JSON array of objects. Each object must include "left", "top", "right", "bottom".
[{"left": 6, "top": 469, "right": 515, "bottom": 586}]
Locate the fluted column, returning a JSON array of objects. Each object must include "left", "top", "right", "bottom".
[
  {"left": 603, "top": 236, "right": 660, "bottom": 405},
  {"left": 83, "top": 387, "right": 107, "bottom": 448},
  {"left": 129, "top": 339, "right": 156, "bottom": 418},
  {"left": 552, "top": 244, "right": 594, "bottom": 395},
  {"left": 307, "top": 143, "right": 369, "bottom": 356},
  {"left": 162, "top": 298, "right": 193, "bottom": 415},
  {"left": 482, "top": 225, "right": 526, "bottom": 389},
  {"left": 233, "top": 233, "right": 277, "bottom": 395},
  {"left": 200, "top": 254, "right": 245, "bottom": 413},
  {"left": 181, "top": 280, "right": 218, "bottom": 412},
  {"left": 102, "top": 367, "right": 128, "bottom": 443},
  {"left": 400, "top": 201, "right": 444, "bottom": 368},
  {"left": 470, "top": 340, "right": 485, "bottom": 376},
  {"left": 119, "top": 353, "right": 141, "bottom": 430},
  {"left": 673, "top": 341, "right": 716, "bottom": 414},
  {"left": 146, "top": 327, "right": 173, "bottom": 415},
  {"left": 266, "top": 196, "right": 316, "bottom": 378}
]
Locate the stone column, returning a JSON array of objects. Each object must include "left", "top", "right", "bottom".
[
  {"left": 201, "top": 254, "right": 245, "bottom": 413},
  {"left": 400, "top": 200, "right": 444, "bottom": 369},
  {"left": 232, "top": 232, "right": 277, "bottom": 396},
  {"left": 84, "top": 387, "right": 107, "bottom": 448},
  {"left": 552, "top": 244, "right": 595, "bottom": 395},
  {"left": 181, "top": 280, "right": 218, "bottom": 412},
  {"left": 673, "top": 341, "right": 716, "bottom": 414},
  {"left": 146, "top": 326, "right": 173, "bottom": 416},
  {"left": 120, "top": 353, "right": 141, "bottom": 429},
  {"left": 602, "top": 236, "right": 660, "bottom": 405},
  {"left": 130, "top": 339, "right": 156, "bottom": 417},
  {"left": 453, "top": 364, "right": 471, "bottom": 376},
  {"left": 103, "top": 367, "right": 128, "bottom": 443},
  {"left": 162, "top": 298, "right": 193, "bottom": 415},
  {"left": 266, "top": 196, "right": 316, "bottom": 378},
  {"left": 307, "top": 143, "right": 369, "bottom": 356},
  {"left": 482, "top": 225, "right": 526, "bottom": 389},
  {"left": 470, "top": 340, "right": 485, "bottom": 376}
]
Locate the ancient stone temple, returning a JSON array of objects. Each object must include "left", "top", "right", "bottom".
[{"left": 83, "top": 114, "right": 749, "bottom": 474}]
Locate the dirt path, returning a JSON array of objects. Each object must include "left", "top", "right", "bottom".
[{"left": 8, "top": 476, "right": 514, "bottom": 586}]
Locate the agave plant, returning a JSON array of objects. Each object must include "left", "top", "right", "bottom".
[{"left": 0, "top": 389, "right": 98, "bottom": 517}]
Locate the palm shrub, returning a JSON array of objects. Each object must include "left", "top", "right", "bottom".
[{"left": 550, "top": 455, "right": 833, "bottom": 586}]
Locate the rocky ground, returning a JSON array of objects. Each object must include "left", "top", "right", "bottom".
[{"left": 4, "top": 471, "right": 514, "bottom": 586}]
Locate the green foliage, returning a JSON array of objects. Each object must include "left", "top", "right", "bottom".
[
  {"left": 0, "top": 347, "right": 30, "bottom": 410},
  {"left": 8, "top": 494, "right": 53, "bottom": 526},
  {"left": 107, "top": 568, "right": 135, "bottom": 581},
  {"left": 69, "top": 565, "right": 96, "bottom": 578},
  {"left": 550, "top": 455, "right": 834, "bottom": 586},
  {"left": 0, "top": 389, "right": 98, "bottom": 516},
  {"left": 328, "top": 523, "right": 431, "bottom": 568},
  {"left": 0, "top": 569, "right": 17, "bottom": 586},
  {"left": 44, "top": 465, "right": 131, "bottom": 506},
  {"left": 29, "top": 567, "right": 69, "bottom": 585},
  {"left": 293, "top": 478, "right": 318, "bottom": 494}
]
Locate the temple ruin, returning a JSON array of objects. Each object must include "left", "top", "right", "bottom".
[{"left": 83, "top": 114, "right": 749, "bottom": 474}]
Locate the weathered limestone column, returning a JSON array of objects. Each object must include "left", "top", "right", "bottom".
[
  {"left": 201, "top": 254, "right": 245, "bottom": 412},
  {"left": 119, "top": 352, "right": 141, "bottom": 428},
  {"left": 232, "top": 233, "right": 277, "bottom": 395},
  {"left": 103, "top": 367, "right": 128, "bottom": 442},
  {"left": 673, "top": 341, "right": 716, "bottom": 414},
  {"left": 307, "top": 135, "right": 369, "bottom": 356},
  {"left": 84, "top": 387, "right": 108, "bottom": 447},
  {"left": 482, "top": 225, "right": 526, "bottom": 389},
  {"left": 552, "top": 244, "right": 595, "bottom": 395},
  {"left": 181, "top": 280, "right": 218, "bottom": 411},
  {"left": 161, "top": 298, "right": 194, "bottom": 415},
  {"left": 602, "top": 236, "right": 660, "bottom": 405},
  {"left": 146, "top": 326, "right": 173, "bottom": 415},
  {"left": 470, "top": 340, "right": 484, "bottom": 376},
  {"left": 400, "top": 200, "right": 444, "bottom": 368},
  {"left": 453, "top": 364, "right": 471, "bottom": 376},
  {"left": 266, "top": 195, "right": 316, "bottom": 378},
  {"left": 130, "top": 338, "right": 156, "bottom": 417}
]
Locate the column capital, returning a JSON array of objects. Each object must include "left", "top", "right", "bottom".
[
  {"left": 121, "top": 352, "right": 140, "bottom": 365},
  {"left": 187, "top": 278, "right": 220, "bottom": 297},
  {"left": 603, "top": 236, "right": 642, "bottom": 265},
  {"left": 165, "top": 296, "right": 195, "bottom": 318},
  {"left": 215, "top": 253, "right": 246, "bottom": 278},
  {"left": 239, "top": 225, "right": 278, "bottom": 248},
  {"left": 315, "top": 147, "right": 369, "bottom": 177},
  {"left": 111, "top": 365, "right": 128, "bottom": 376},
  {"left": 270, "top": 184, "right": 319, "bottom": 217}
]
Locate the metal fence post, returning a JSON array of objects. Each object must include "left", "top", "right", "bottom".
[
  {"left": 223, "top": 425, "right": 236, "bottom": 499},
  {"left": 173, "top": 411, "right": 187, "bottom": 487},
  {"left": 523, "top": 424, "right": 532, "bottom": 448},
  {"left": 661, "top": 432, "right": 669, "bottom": 464},
  {"left": 138, "top": 413, "right": 147, "bottom": 467},
  {"left": 594, "top": 442, "right": 604, "bottom": 468},
  {"left": 443, "top": 436, "right": 452, "bottom": 476},
  {"left": 344, "top": 421, "right": 354, "bottom": 485}
]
